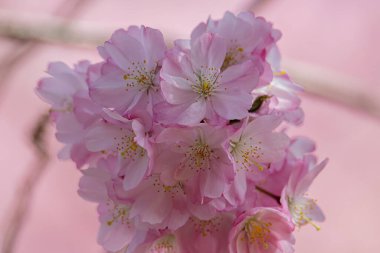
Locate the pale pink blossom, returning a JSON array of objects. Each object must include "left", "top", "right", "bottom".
[
  {"left": 78, "top": 159, "right": 137, "bottom": 252},
  {"left": 97, "top": 200, "right": 136, "bottom": 252},
  {"left": 90, "top": 26, "right": 166, "bottom": 115},
  {"left": 253, "top": 137, "right": 317, "bottom": 205},
  {"left": 154, "top": 124, "right": 234, "bottom": 202},
  {"left": 229, "top": 208, "right": 295, "bottom": 253},
  {"left": 254, "top": 46, "right": 305, "bottom": 125},
  {"left": 191, "top": 11, "right": 280, "bottom": 71},
  {"left": 36, "top": 61, "right": 88, "bottom": 112},
  {"left": 134, "top": 233, "right": 182, "bottom": 253},
  {"left": 36, "top": 61, "right": 104, "bottom": 167},
  {"left": 229, "top": 115, "right": 289, "bottom": 174},
  {"left": 85, "top": 117, "right": 152, "bottom": 191},
  {"left": 176, "top": 213, "right": 233, "bottom": 253},
  {"left": 225, "top": 115, "right": 289, "bottom": 206},
  {"left": 158, "top": 32, "right": 261, "bottom": 125},
  {"left": 34, "top": 11, "right": 327, "bottom": 253},
  {"left": 282, "top": 156, "right": 328, "bottom": 230},
  {"left": 126, "top": 175, "right": 189, "bottom": 231},
  {"left": 253, "top": 72, "right": 304, "bottom": 125}
]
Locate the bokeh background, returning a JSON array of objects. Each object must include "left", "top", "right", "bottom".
[{"left": 1, "top": 0, "right": 379, "bottom": 252}]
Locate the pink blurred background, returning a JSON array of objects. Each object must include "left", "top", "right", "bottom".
[{"left": 1, "top": 0, "right": 379, "bottom": 252}]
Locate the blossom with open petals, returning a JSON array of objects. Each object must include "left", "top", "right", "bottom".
[
  {"left": 282, "top": 156, "right": 328, "bottom": 230},
  {"left": 90, "top": 26, "right": 166, "bottom": 115},
  {"left": 155, "top": 124, "right": 234, "bottom": 202},
  {"left": 229, "top": 208, "right": 295, "bottom": 253},
  {"left": 85, "top": 118, "right": 152, "bottom": 191},
  {"left": 158, "top": 32, "right": 261, "bottom": 125},
  {"left": 191, "top": 11, "right": 279, "bottom": 72}
]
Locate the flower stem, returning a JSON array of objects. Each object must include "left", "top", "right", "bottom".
[{"left": 255, "top": 186, "right": 281, "bottom": 205}]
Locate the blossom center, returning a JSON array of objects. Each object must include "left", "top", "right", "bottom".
[
  {"left": 152, "top": 235, "right": 177, "bottom": 253},
  {"left": 288, "top": 197, "right": 320, "bottom": 230},
  {"left": 190, "top": 216, "right": 223, "bottom": 237},
  {"left": 153, "top": 178, "right": 184, "bottom": 197},
  {"left": 192, "top": 66, "right": 219, "bottom": 99},
  {"left": 114, "top": 130, "right": 146, "bottom": 160},
  {"left": 183, "top": 139, "right": 214, "bottom": 172},
  {"left": 123, "top": 60, "right": 156, "bottom": 93},
  {"left": 244, "top": 218, "right": 272, "bottom": 249},
  {"left": 230, "top": 138, "right": 266, "bottom": 172},
  {"left": 106, "top": 201, "right": 131, "bottom": 227},
  {"left": 221, "top": 45, "right": 244, "bottom": 71}
]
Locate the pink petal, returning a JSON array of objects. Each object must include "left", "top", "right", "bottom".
[
  {"left": 85, "top": 122, "right": 121, "bottom": 152},
  {"left": 219, "top": 60, "right": 259, "bottom": 91},
  {"left": 202, "top": 169, "right": 225, "bottom": 198},
  {"left": 160, "top": 80, "right": 196, "bottom": 104},
  {"left": 123, "top": 156, "right": 149, "bottom": 191},
  {"left": 243, "top": 114, "right": 283, "bottom": 136},
  {"left": 98, "top": 223, "right": 135, "bottom": 252},
  {"left": 295, "top": 158, "right": 328, "bottom": 196},
  {"left": 212, "top": 90, "right": 252, "bottom": 120},
  {"left": 130, "top": 191, "right": 172, "bottom": 225},
  {"left": 127, "top": 26, "right": 166, "bottom": 66},
  {"left": 191, "top": 33, "right": 227, "bottom": 69},
  {"left": 155, "top": 100, "right": 207, "bottom": 126}
]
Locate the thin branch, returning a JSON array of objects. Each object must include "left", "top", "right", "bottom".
[
  {"left": 244, "top": 0, "right": 272, "bottom": 13},
  {"left": 1, "top": 113, "right": 50, "bottom": 253},
  {"left": 283, "top": 59, "right": 380, "bottom": 121},
  {"left": 0, "top": 14, "right": 106, "bottom": 46},
  {"left": 255, "top": 186, "right": 281, "bottom": 205},
  {"left": 0, "top": 1, "right": 92, "bottom": 252},
  {"left": 0, "top": 0, "right": 93, "bottom": 100}
]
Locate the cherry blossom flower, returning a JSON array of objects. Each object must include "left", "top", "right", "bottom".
[
  {"left": 158, "top": 32, "right": 261, "bottom": 125},
  {"left": 78, "top": 159, "right": 137, "bottom": 252},
  {"left": 85, "top": 117, "right": 152, "bottom": 191},
  {"left": 36, "top": 61, "right": 103, "bottom": 167},
  {"left": 36, "top": 61, "right": 88, "bottom": 112},
  {"left": 176, "top": 213, "right": 233, "bottom": 253},
  {"left": 35, "top": 11, "right": 328, "bottom": 253},
  {"left": 191, "top": 11, "right": 279, "bottom": 71},
  {"left": 90, "top": 26, "right": 166, "bottom": 115},
  {"left": 224, "top": 115, "right": 289, "bottom": 207},
  {"left": 154, "top": 124, "right": 234, "bottom": 202},
  {"left": 134, "top": 233, "right": 182, "bottom": 253},
  {"left": 113, "top": 175, "right": 190, "bottom": 231},
  {"left": 229, "top": 208, "right": 295, "bottom": 253},
  {"left": 282, "top": 156, "right": 328, "bottom": 230},
  {"left": 229, "top": 115, "right": 289, "bottom": 174}
]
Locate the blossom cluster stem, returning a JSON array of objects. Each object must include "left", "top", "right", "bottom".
[{"left": 255, "top": 186, "right": 281, "bottom": 205}]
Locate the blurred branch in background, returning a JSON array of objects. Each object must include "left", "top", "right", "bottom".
[
  {"left": 283, "top": 60, "right": 380, "bottom": 120},
  {"left": 0, "top": 1, "right": 91, "bottom": 252},
  {"left": 0, "top": 10, "right": 105, "bottom": 46},
  {"left": 243, "top": 0, "right": 272, "bottom": 13},
  {"left": 0, "top": 0, "right": 91, "bottom": 102},
  {"left": 0, "top": 13, "right": 379, "bottom": 121},
  {"left": 1, "top": 113, "right": 50, "bottom": 253}
]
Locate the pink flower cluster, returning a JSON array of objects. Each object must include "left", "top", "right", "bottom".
[{"left": 36, "top": 11, "right": 328, "bottom": 253}]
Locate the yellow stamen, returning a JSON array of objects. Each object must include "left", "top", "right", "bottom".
[
  {"left": 244, "top": 218, "right": 272, "bottom": 249},
  {"left": 274, "top": 70, "right": 287, "bottom": 76},
  {"left": 303, "top": 216, "right": 321, "bottom": 231}
]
